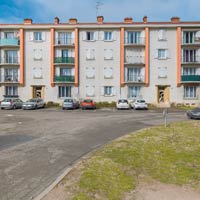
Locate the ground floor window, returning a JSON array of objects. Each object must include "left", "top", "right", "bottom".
[
  {"left": 104, "top": 86, "right": 113, "bottom": 96},
  {"left": 5, "top": 86, "right": 18, "bottom": 96},
  {"left": 184, "top": 86, "right": 197, "bottom": 98},
  {"left": 58, "top": 86, "right": 71, "bottom": 97},
  {"left": 128, "top": 86, "right": 141, "bottom": 98}
]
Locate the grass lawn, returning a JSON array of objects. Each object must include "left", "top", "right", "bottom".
[{"left": 62, "top": 121, "right": 200, "bottom": 200}]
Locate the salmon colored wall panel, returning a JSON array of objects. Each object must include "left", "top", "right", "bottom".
[
  {"left": 176, "top": 27, "right": 181, "bottom": 86},
  {"left": 145, "top": 27, "right": 149, "bottom": 86},
  {"left": 50, "top": 28, "right": 55, "bottom": 87},
  {"left": 19, "top": 28, "right": 24, "bottom": 86},
  {"left": 74, "top": 28, "right": 79, "bottom": 87},
  {"left": 120, "top": 28, "right": 125, "bottom": 87}
]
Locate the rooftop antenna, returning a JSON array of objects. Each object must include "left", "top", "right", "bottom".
[{"left": 96, "top": 1, "right": 104, "bottom": 17}]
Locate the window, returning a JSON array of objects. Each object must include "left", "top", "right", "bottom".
[
  {"left": 158, "top": 30, "right": 167, "bottom": 41},
  {"left": 103, "top": 86, "right": 113, "bottom": 96},
  {"left": 183, "top": 32, "right": 195, "bottom": 44},
  {"left": 158, "top": 67, "right": 167, "bottom": 78},
  {"left": 182, "top": 49, "right": 197, "bottom": 63},
  {"left": 126, "top": 68, "right": 141, "bottom": 82},
  {"left": 58, "top": 86, "right": 71, "bottom": 97},
  {"left": 4, "top": 68, "right": 18, "bottom": 81},
  {"left": 57, "top": 32, "right": 72, "bottom": 45},
  {"left": 126, "top": 32, "right": 142, "bottom": 44},
  {"left": 86, "top": 32, "right": 94, "bottom": 41},
  {"left": 184, "top": 86, "right": 197, "bottom": 98},
  {"left": 128, "top": 86, "right": 141, "bottom": 98},
  {"left": 155, "top": 49, "right": 168, "bottom": 59},
  {"left": 5, "top": 50, "right": 18, "bottom": 64},
  {"left": 60, "top": 68, "right": 73, "bottom": 76},
  {"left": 104, "top": 67, "right": 113, "bottom": 78},
  {"left": 5, "top": 86, "right": 18, "bottom": 96},
  {"left": 182, "top": 67, "right": 196, "bottom": 75},
  {"left": 86, "top": 67, "right": 95, "bottom": 78},
  {"left": 104, "top": 31, "right": 112, "bottom": 41},
  {"left": 34, "top": 32, "right": 42, "bottom": 41},
  {"left": 5, "top": 32, "right": 14, "bottom": 39},
  {"left": 86, "top": 49, "right": 95, "bottom": 60}
]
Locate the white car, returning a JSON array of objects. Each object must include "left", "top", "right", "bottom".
[
  {"left": 116, "top": 99, "right": 130, "bottom": 110},
  {"left": 131, "top": 99, "right": 148, "bottom": 110}
]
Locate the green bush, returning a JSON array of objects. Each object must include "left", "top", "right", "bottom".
[
  {"left": 95, "top": 101, "right": 116, "bottom": 109},
  {"left": 45, "top": 101, "right": 60, "bottom": 108}
]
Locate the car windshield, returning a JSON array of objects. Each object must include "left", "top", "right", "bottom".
[
  {"left": 137, "top": 100, "right": 146, "bottom": 103},
  {"left": 2, "top": 99, "right": 12, "bottom": 102},
  {"left": 193, "top": 108, "right": 200, "bottom": 112},
  {"left": 27, "top": 99, "right": 37, "bottom": 102},
  {"left": 119, "top": 99, "right": 128, "bottom": 103},
  {"left": 83, "top": 99, "right": 92, "bottom": 103},
  {"left": 64, "top": 99, "right": 73, "bottom": 103}
]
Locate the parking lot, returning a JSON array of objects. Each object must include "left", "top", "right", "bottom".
[{"left": 0, "top": 108, "right": 187, "bottom": 200}]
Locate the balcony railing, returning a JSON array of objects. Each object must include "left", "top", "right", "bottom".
[
  {"left": 0, "top": 57, "right": 19, "bottom": 64},
  {"left": 182, "top": 56, "right": 200, "bottom": 64},
  {"left": 54, "top": 75, "right": 75, "bottom": 82},
  {"left": 54, "top": 57, "right": 75, "bottom": 64},
  {"left": 125, "top": 56, "right": 144, "bottom": 64},
  {"left": 55, "top": 37, "right": 74, "bottom": 45},
  {"left": 0, "top": 38, "right": 19, "bottom": 46},
  {"left": 0, "top": 75, "right": 19, "bottom": 83},
  {"left": 181, "top": 75, "right": 200, "bottom": 82},
  {"left": 125, "top": 75, "right": 144, "bottom": 83},
  {"left": 125, "top": 37, "right": 145, "bottom": 45}
]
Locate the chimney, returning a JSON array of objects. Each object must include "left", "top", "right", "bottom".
[
  {"left": 171, "top": 16, "right": 180, "bottom": 23},
  {"left": 24, "top": 18, "right": 32, "bottom": 25},
  {"left": 69, "top": 18, "right": 77, "bottom": 24},
  {"left": 124, "top": 17, "right": 133, "bottom": 24},
  {"left": 54, "top": 17, "right": 60, "bottom": 24},
  {"left": 97, "top": 16, "right": 104, "bottom": 24},
  {"left": 143, "top": 16, "right": 147, "bottom": 23}
]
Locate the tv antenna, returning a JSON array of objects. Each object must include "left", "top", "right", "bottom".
[{"left": 96, "top": 1, "right": 104, "bottom": 17}]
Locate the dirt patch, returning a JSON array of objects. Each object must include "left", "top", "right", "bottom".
[{"left": 125, "top": 182, "right": 200, "bottom": 200}]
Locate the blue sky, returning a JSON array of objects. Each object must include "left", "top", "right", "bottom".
[{"left": 0, "top": 0, "right": 199, "bottom": 24}]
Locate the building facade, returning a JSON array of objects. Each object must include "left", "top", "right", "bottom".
[{"left": 0, "top": 16, "right": 199, "bottom": 106}]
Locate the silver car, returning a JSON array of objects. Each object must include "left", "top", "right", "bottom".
[
  {"left": 130, "top": 99, "right": 148, "bottom": 110},
  {"left": 1, "top": 98, "right": 23, "bottom": 109},
  {"left": 62, "top": 98, "right": 79, "bottom": 110},
  {"left": 22, "top": 98, "right": 45, "bottom": 110}
]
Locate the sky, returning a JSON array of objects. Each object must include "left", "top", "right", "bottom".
[{"left": 0, "top": 0, "right": 199, "bottom": 24}]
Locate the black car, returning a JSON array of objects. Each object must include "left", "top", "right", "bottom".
[{"left": 186, "top": 107, "right": 200, "bottom": 119}]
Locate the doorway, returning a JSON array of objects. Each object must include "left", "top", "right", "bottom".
[
  {"left": 157, "top": 86, "right": 170, "bottom": 103},
  {"left": 32, "top": 86, "right": 44, "bottom": 99}
]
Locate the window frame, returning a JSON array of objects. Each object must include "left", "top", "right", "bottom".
[
  {"left": 58, "top": 86, "right": 71, "bottom": 98},
  {"left": 34, "top": 32, "right": 42, "bottom": 41},
  {"left": 184, "top": 86, "right": 197, "bottom": 99},
  {"left": 5, "top": 86, "right": 18, "bottom": 96}
]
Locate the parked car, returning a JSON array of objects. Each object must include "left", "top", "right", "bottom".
[
  {"left": 116, "top": 99, "right": 130, "bottom": 110},
  {"left": 22, "top": 98, "right": 45, "bottom": 110},
  {"left": 130, "top": 99, "right": 148, "bottom": 110},
  {"left": 62, "top": 98, "right": 79, "bottom": 110},
  {"left": 0, "top": 98, "right": 23, "bottom": 109},
  {"left": 81, "top": 99, "right": 96, "bottom": 110},
  {"left": 186, "top": 107, "right": 200, "bottom": 119}
]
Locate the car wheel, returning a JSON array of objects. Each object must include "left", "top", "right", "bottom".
[
  {"left": 13, "top": 105, "right": 16, "bottom": 110},
  {"left": 1, "top": 107, "right": 4, "bottom": 110}
]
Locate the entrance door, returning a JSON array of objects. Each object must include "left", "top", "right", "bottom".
[
  {"left": 32, "top": 86, "right": 44, "bottom": 99},
  {"left": 157, "top": 86, "right": 170, "bottom": 103}
]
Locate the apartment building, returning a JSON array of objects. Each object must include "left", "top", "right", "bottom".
[{"left": 0, "top": 16, "right": 199, "bottom": 106}]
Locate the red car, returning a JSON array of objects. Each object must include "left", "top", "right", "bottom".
[{"left": 81, "top": 99, "right": 96, "bottom": 110}]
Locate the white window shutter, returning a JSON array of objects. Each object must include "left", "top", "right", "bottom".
[
  {"left": 56, "top": 49, "right": 62, "bottom": 57},
  {"left": 140, "top": 30, "right": 145, "bottom": 38},
  {"left": 112, "top": 87, "right": 115, "bottom": 96},
  {"left": 55, "top": 67, "right": 60, "bottom": 76},
  {"left": 82, "top": 32, "right": 87, "bottom": 40},
  {"left": 30, "top": 32, "right": 34, "bottom": 41},
  {"left": 71, "top": 68, "right": 75, "bottom": 76},
  {"left": 125, "top": 31, "right": 128, "bottom": 44},
  {"left": 42, "top": 32, "right": 45, "bottom": 41},
  {"left": 112, "top": 31, "right": 117, "bottom": 41},
  {"left": 94, "top": 32, "right": 98, "bottom": 41},
  {"left": 55, "top": 32, "right": 58, "bottom": 44},
  {"left": 71, "top": 32, "right": 75, "bottom": 44},
  {"left": 154, "top": 49, "right": 158, "bottom": 59},
  {"left": 86, "top": 49, "right": 90, "bottom": 59},
  {"left": 100, "top": 31, "right": 104, "bottom": 40},
  {"left": 101, "top": 87, "right": 104, "bottom": 95},
  {"left": 17, "top": 51, "right": 20, "bottom": 63}
]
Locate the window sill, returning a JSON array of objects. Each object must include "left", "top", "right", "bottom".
[{"left": 183, "top": 97, "right": 198, "bottom": 100}]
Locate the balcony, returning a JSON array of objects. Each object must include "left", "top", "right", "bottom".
[
  {"left": 55, "top": 38, "right": 74, "bottom": 46},
  {"left": 0, "top": 75, "right": 19, "bottom": 83},
  {"left": 125, "top": 75, "right": 144, "bottom": 83},
  {"left": 54, "top": 75, "right": 75, "bottom": 83},
  {"left": 125, "top": 37, "right": 145, "bottom": 46},
  {"left": 0, "top": 38, "right": 19, "bottom": 46},
  {"left": 125, "top": 56, "right": 144, "bottom": 65},
  {"left": 182, "top": 56, "right": 200, "bottom": 64},
  {"left": 181, "top": 75, "right": 200, "bottom": 82},
  {"left": 0, "top": 57, "right": 19, "bottom": 65},
  {"left": 54, "top": 57, "right": 74, "bottom": 64}
]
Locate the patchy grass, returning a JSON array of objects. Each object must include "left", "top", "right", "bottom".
[{"left": 65, "top": 121, "right": 200, "bottom": 200}]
